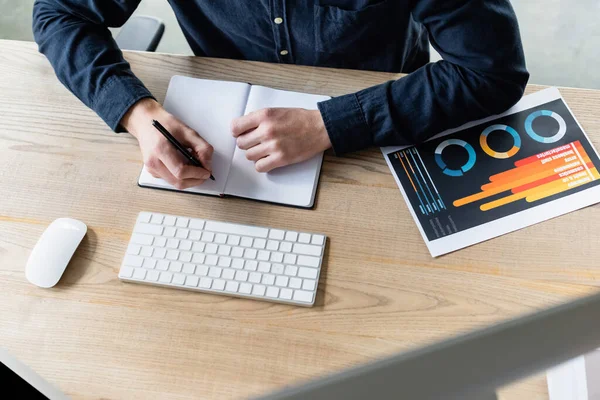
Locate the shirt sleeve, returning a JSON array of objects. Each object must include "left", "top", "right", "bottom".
[
  {"left": 318, "top": 0, "right": 530, "bottom": 155},
  {"left": 32, "top": 0, "right": 154, "bottom": 132}
]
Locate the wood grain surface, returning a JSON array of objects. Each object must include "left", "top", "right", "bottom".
[{"left": 1, "top": 39, "right": 599, "bottom": 399}]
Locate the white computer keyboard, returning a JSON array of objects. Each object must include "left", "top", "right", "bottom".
[{"left": 118, "top": 212, "right": 326, "bottom": 306}]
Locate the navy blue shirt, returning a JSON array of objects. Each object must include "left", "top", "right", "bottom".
[{"left": 33, "top": 0, "right": 529, "bottom": 155}]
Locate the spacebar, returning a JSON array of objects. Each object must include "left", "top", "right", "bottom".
[{"left": 204, "top": 221, "right": 269, "bottom": 238}]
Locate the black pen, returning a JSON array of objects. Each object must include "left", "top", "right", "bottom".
[{"left": 151, "top": 119, "right": 215, "bottom": 181}]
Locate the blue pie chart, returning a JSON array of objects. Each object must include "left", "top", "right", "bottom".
[
  {"left": 434, "top": 139, "right": 476, "bottom": 177},
  {"left": 525, "top": 110, "right": 567, "bottom": 144}
]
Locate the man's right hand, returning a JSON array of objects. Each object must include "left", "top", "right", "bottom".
[{"left": 121, "top": 98, "right": 214, "bottom": 190}]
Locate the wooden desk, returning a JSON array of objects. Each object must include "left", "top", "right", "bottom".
[{"left": 1, "top": 39, "right": 599, "bottom": 399}]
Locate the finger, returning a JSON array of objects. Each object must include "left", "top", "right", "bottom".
[
  {"left": 146, "top": 158, "right": 178, "bottom": 185},
  {"left": 160, "top": 145, "right": 211, "bottom": 181},
  {"left": 245, "top": 143, "right": 271, "bottom": 162},
  {"left": 181, "top": 129, "right": 214, "bottom": 171},
  {"left": 236, "top": 129, "right": 262, "bottom": 150},
  {"left": 230, "top": 110, "right": 264, "bottom": 137},
  {"left": 255, "top": 154, "right": 285, "bottom": 173},
  {"left": 171, "top": 178, "right": 208, "bottom": 190}
]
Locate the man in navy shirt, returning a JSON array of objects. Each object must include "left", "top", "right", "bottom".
[{"left": 33, "top": 0, "right": 528, "bottom": 189}]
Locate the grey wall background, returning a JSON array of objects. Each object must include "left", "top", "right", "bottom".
[{"left": 1, "top": 0, "right": 598, "bottom": 89}]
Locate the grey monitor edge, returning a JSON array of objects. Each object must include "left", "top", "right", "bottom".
[{"left": 257, "top": 291, "right": 600, "bottom": 400}]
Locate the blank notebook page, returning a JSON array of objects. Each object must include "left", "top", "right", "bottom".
[
  {"left": 225, "top": 86, "right": 330, "bottom": 208},
  {"left": 138, "top": 76, "right": 250, "bottom": 195}
]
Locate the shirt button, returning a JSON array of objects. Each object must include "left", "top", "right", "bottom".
[
  {"left": 280, "top": 50, "right": 289, "bottom": 56},
  {"left": 274, "top": 17, "right": 283, "bottom": 24}
]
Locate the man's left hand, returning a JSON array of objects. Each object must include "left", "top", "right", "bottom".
[{"left": 231, "top": 108, "right": 331, "bottom": 173}]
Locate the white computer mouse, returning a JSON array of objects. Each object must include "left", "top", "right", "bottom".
[{"left": 26, "top": 218, "right": 87, "bottom": 288}]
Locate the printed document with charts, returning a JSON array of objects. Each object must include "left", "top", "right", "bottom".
[
  {"left": 138, "top": 76, "right": 330, "bottom": 208},
  {"left": 382, "top": 88, "right": 600, "bottom": 256}
]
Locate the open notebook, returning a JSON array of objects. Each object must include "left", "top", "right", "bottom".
[{"left": 138, "top": 76, "right": 331, "bottom": 208}]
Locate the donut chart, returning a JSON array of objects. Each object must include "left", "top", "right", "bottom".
[
  {"left": 480, "top": 124, "right": 521, "bottom": 159},
  {"left": 434, "top": 139, "right": 476, "bottom": 177},
  {"left": 525, "top": 110, "right": 567, "bottom": 144}
]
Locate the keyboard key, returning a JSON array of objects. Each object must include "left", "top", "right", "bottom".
[
  {"left": 185, "top": 275, "right": 199, "bottom": 287},
  {"left": 232, "top": 259, "right": 244, "bottom": 269},
  {"left": 311, "top": 234, "right": 325, "bottom": 245},
  {"left": 154, "top": 248, "right": 167, "bottom": 259},
  {"left": 257, "top": 250, "right": 270, "bottom": 261},
  {"left": 270, "top": 252, "right": 284, "bottom": 263},
  {"left": 169, "top": 261, "right": 183, "bottom": 272},
  {"left": 298, "top": 267, "right": 318, "bottom": 279},
  {"left": 225, "top": 281, "right": 239, "bottom": 293},
  {"left": 133, "top": 268, "right": 146, "bottom": 280},
  {"left": 146, "top": 270, "right": 160, "bottom": 281},
  {"left": 124, "top": 255, "right": 143, "bottom": 267},
  {"left": 205, "top": 220, "right": 268, "bottom": 238},
  {"left": 140, "top": 246, "right": 153, "bottom": 257},
  {"left": 298, "top": 233, "right": 311, "bottom": 243},
  {"left": 284, "top": 265, "right": 297, "bottom": 276},
  {"left": 157, "top": 260, "right": 170, "bottom": 271},
  {"left": 143, "top": 258, "right": 156, "bottom": 269},
  {"left": 137, "top": 223, "right": 163, "bottom": 235},
  {"left": 231, "top": 247, "right": 244, "bottom": 257},
  {"left": 209, "top": 267, "right": 222, "bottom": 278},
  {"left": 192, "top": 253, "right": 205, "bottom": 264},
  {"left": 285, "top": 231, "right": 298, "bottom": 242},
  {"left": 240, "top": 237, "right": 253, "bottom": 247},
  {"left": 173, "top": 273, "right": 185, "bottom": 285},
  {"left": 163, "top": 215, "right": 176, "bottom": 226},
  {"left": 201, "top": 232, "right": 215, "bottom": 242},
  {"left": 271, "top": 264, "right": 284, "bottom": 275},
  {"left": 120, "top": 266, "right": 134, "bottom": 278},
  {"left": 235, "top": 270, "right": 248, "bottom": 281},
  {"left": 297, "top": 255, "right": 320, "bottom": 268},
  {"left": 280, "top": 288, "right": 293, "bottom": 300},
  {"left": 222, "top": 269, "right": 235, "bottom": 280},
  {"left": 279, "top": 242, "right": 292, "bottom": 253},
  {"left": 227, "top": 235, "right": 241, "bottom": 246},
  {"left": 166, "top": 239, "right": 179, "bottom": 249},
  {"left": 176, "top": 228, "right": 189, "bottom": 239},
  {"left": 127, "top": 244, "right": 141, "bottom": 255},
  {"left": 206, "top": 255, "right": 218, "bottom": 265},
  {"left": 138, "top": 212, "right": 152, "bottom": 223},
  {"left": 166, "top": 250, "right": 180, "bottom": 260},
  {"left": 199, "top": 277, "right": 212, "bottom": 289},
  {"left": 218, "top": 257, "right": 232, "bottom": 267},
  {"left": 176, "top": 217, "right": 189, "bottom": 228},
  {"left": 244, "top": 248, "right": 257, "bottom": 259},
  {"left": 215, "top": 233, "right": 228, "bottom": 244},
  {"left": 179, "top": 240, "right": 192, "bottom": 251},
  {"left": 159, "top": 272, "right": 173, "bottom": 283},
  {"left": 131, "top": 233, "right": 153, "bottom": 246},
  {"left": 293, "top": 243, "right": 322, "bottom": 257},
  {"left": 192, "top": 242, "right": 205, "bottom": 252},
  {"left": 262, "top": 274, "right": 275, "bottom": 285},
  {"left": 212, "top": 279, "right": 225, "bottom": 291},
  {"left": 266, "top": 287, "right": 279, "bottom": 298},
  {"left": 189, "top": 230, "right": 202, "bottom": 241},
  {"left": 275, "top": 276, "right": 289, "bottom": 287},
  {"left": 189, "top": 219, "right": 205, "bottom": 230},
  {"left": 269, "top": 229, "right": 285, "bottom": 240},
  {"left": 252, "top": 284, "right": 266, "bottom": 296},
  {"left": 195, "top": 265, "right": 209, "bottom": 276},
  {"left": 239, "top": 283, "right": 252, "bottom": 294},
  {"left": 289, "top": 277, "right": 302, "bottom": 289},
  {"left": 150, "top": 214, "right": 164, "bottom": 224},
  {"left": 244, "top": 260, "right": 258, "bottom": 271},
  {"left": 266, "top": 240, "right": 279, "bottom": 251},
  {"left": 253, "top": 238, "right": 266, "bottom": 249},
  {"left": 302, "top": 279, "right": 316, "bottom": 291},
  {"left": 205, "top": 243, "right": 218, "bottom": 254},
  {"left": 293, "top": 290, "right": 313, "bottom": 303},
  {"left": 179, "top": 252, "right": 192, "bottom": 262},
  {"left": 164, "top": 227, "right": 176, "bottom": 237},
  {"left": 249, "top": 272, "right": 262, "bottom": 283},
  {"left": 154, "top": 237, "right": 166, "bottom": 247},
  {"left": 183, "top": 263, "right": 195, "bottom": 274},
  {"left": 218, "top": 245, "right": 231, "bottom": 256},
  {"left": 258, "top": 262, "right": 271, "bottom": 273},
  {"left": 283, "top": 254, "right": 296, "bottom": 264}
]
